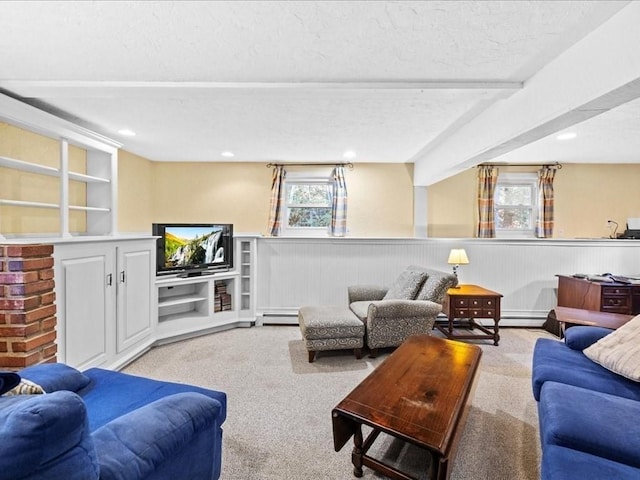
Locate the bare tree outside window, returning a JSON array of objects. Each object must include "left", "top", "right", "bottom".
[
  {"left": 494, "top": 173, "right": 538, "bottom": 237},
  {"left": 286, "top": 183, "right": 332, "bottom": 228}
]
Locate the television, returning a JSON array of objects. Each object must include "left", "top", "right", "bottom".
[{"left": 152, "top": 223, "right": 234, "bottom": 276}]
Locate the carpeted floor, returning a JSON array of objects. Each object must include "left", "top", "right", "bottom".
[{"left": 124, "top": 326, "right": 556, "bottom": 480}]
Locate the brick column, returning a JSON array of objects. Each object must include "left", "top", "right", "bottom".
[{"left": 0, "top": 244, "right": 57, "bottom": 370}]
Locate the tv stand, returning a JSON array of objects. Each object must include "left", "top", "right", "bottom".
[{"left": 154, "top": 236, "right": 257, "bottom": 344}]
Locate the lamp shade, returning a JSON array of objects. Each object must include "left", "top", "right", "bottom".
[{"left": 447, "top": 249, "right": 469, "bottom": 265}]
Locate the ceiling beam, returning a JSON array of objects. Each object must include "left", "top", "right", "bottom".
[
  {"left": 0, "top": 80, "right": 523, "bottom": 98},
  {"left": 413, "top": 1, "right": 640, "bottom": 186}
]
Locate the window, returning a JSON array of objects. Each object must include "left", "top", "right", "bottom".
[
  {"left": 283, "top": 178, "right": 332, "bottom": 235},
  {"left": 494, "top": 173, "right": 538, "bottom": 238}
]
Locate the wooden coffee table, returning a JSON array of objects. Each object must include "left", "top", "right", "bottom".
[{"left": 332, "top": 335, "right": 482, "bottom": 480}]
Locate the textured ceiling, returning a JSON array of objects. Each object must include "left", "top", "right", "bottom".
[{"left": 0, "top": 1, "right": 637, "bottom": 184}]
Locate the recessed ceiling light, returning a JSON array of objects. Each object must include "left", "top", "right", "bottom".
[
  {"left": 556, "top": 132, "right": 577, "bottom": 140},
  {"left": 221, "top": 151, "right": 235, "bottom": 157},
  {"left": 117, "top": 129, "right": 136, "bottom": 136},
  {"left": 343, "top": 150, "right": 356, "bottom": 159}
]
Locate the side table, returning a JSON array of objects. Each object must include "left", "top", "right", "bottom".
[{"left": 435, "top": 284, "right": 503, "bottom": 346}]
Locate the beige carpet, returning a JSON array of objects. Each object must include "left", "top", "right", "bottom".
[{"left": 124, "top": 326, "right": 556, "bottom": 480}]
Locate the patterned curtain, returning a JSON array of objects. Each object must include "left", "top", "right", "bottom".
[
  {"left": 267, "top": 166, "right": 286, "bottom": 236},
  {"left": 535, "top": 166, "right": 556, "bottom": 238},
  {"left": 477, "top": 165, "right": 498, "bottom": 238},
  {"left": 330, "top": 166, "right": 348, "bottom": 237}
]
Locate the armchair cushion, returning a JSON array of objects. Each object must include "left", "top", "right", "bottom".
[
  {"left": 349, "top": 301, "right": 372, "bottom": 322},
  {"left": 407, "top": 265, "right": 458, "bottom": 303},
  {"left": 382, "top": 270, "right": 428, "bottom": 300}
]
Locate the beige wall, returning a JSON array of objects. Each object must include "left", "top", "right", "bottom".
[
  {"left": 125, "top": 161, "right": 415, "bottom": 237},
  {"left": 147, "top": 162, "right": 272, "bottom": 234},
  {"left": 427, "top": 163, "right": 640, "bottom": 239},
  {"left": 117, "top": 150, "right": 154, "bottom": 232},
  {"left": 4, "top": 119, "right": 640, "bottom": 239},
  {"left": 345, "top": 163, "right": 414, "bottom": 237}
]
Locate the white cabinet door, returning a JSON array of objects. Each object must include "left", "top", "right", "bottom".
[
  {"left": 116, "top": 242, "right": 153, "bottom": 352},
  {"left": 56, "top": 245, "right": 115, "bottom": 369}
]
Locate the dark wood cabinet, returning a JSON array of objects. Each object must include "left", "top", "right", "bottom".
[{"left": 557, "top": 275, "right": 640, "bottom": 315}]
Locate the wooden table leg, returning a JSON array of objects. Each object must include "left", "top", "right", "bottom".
[
  {"left": 493, "top": 318, "right": 500, "bottom": 346},
  {"left": 352, "top": 424, "right": 364, "bottom": 477}
]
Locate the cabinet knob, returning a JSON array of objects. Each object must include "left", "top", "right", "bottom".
[
  {"left": 120, "top": 271, "right": 126, "bottom": 283},
  {"left": 106, "top": 273, "right": 113, "bottom": 286}
]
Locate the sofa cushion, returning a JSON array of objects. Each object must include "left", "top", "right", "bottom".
[
  {"left": 407, "top": 265, "right": 458, "bottom": 303},
  {"left": 583, "top": 314, "right": 640, "bottom": 381},
  {"left": 539, "top": 381, "right": 640, "bottom": 468},
  {"left": 78, "top": 368, "right": 228, "bottom": 431},
  {"left": 18, "top": 362, "right": 91, "bottom": 393},
  {"left": 0, "top": 372, "right": 20, "bottom": 396},
  {"left": 382, "top": 270, "right": 428, "bottom": 300},
  {"left": 564, "top": 326, "right": 614, "bottom": 350},
  {"left": 532, "top": 338, "right": 640, "bottom": 401},
  {"left": 542, "top": 445, "right": 640, "bottom": 480}
]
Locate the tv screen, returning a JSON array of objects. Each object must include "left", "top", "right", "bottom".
[{"left": 152, "top": 223, "right": 233, "bottom": 276}]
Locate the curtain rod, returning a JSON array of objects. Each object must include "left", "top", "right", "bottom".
[
  {"left": 478, "top": 162, "right": 562, "bottom": 169},
  {"left": 266, "top": 162, "right": 354, "bottom": 169}
]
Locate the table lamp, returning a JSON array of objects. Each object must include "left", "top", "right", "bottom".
[{"left": 447, "top": 248, "right": 469, "bottom": 287}]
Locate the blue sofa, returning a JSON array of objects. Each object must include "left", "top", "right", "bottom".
[
  {"left": 532, "top": 326, "right": 640, "bottom": 479},
  {"left": 0, "top": 363, "right": 227, "bottom": 480}
]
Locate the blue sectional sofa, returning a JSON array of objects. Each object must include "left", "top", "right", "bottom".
[
  {"left": 0, "top": 363, "right": 227, "bottom": 480},
  {"left": 532, "top": 326, "right": 640, "bottom": 479}
]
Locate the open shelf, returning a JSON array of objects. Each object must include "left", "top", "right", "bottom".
[
  {"left": 158, "top": 293, "right": 209, "bottom": 308},
  {"left": 0, "top": 155, "right": 59, "bottom": 177},
  {"left": 0, "top": 199, "right": 60, "bottom": 209},
  {"left": 68, "top": 171, "right": 111, "bottom": 184}
]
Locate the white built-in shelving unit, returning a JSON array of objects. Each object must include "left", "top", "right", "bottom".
[{"left": 0, "top": 94, "right": 120, "bottom": 239}]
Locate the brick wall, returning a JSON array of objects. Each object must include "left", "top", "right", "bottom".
[{"left": 0, "top": 244, "right": 57, "bottom": 370}]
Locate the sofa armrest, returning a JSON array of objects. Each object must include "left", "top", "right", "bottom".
[
  {"left": 564, "top": 326, "right": 614, "bottom": 350},
  {"left": 0, "top": 391, "right": 98, "bottom": 480},
  {"left": 348, "top": 285, "right": 387, "bottom": 303},
  {"left": 92, "top": 392, "right": 224, "bottom": 480}
]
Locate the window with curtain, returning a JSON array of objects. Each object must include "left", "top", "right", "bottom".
[
  {"left": 494, "top": 173, "right": 538, "bottom": 238},
  {"left": 269, "top": 165, "right": 348, "bottom": 237}
]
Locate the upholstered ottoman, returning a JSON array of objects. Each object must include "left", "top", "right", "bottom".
[{"left": 298, "top": 306, "right": 365, "bottom": 362}]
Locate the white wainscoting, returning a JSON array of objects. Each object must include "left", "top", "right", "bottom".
[{"left": 255, "top": 237, "right": 640, "bottom": 327}]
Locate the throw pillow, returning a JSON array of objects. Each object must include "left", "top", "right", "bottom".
[
  {"left": 583, "top": 314, "right": 640, "bottom": 382},
  {"left": 408, "top": 265, "right": 458, "bottom": 303},
  {"left": 564, "top": 326, "right": 614, "bottom": 350},
  {"left": 383, "top": 270, "right": 428, "bottom": 300},
  {"left": 0, "top": 372, "right": 21, "bottom": 396},
  {"left": 4, "top": 378, "right": 45, "bottom": 396}
]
